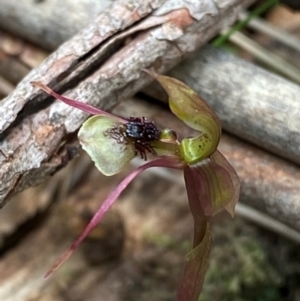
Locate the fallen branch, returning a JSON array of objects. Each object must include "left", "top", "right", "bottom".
[{"left": 0, "top": 0, "right": 254, "bottom": 206}]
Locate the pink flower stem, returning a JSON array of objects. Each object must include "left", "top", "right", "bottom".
[
  {"left": 31, "top": 81, "right": 125, "bottom": 122},
  {"left": 45, "top": 156, "right": 184, "bottom": 278}
]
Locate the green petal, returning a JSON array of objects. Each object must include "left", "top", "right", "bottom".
[
  {"left": 151, "top": 128, "right": 181, "bottom": 157},
  {"left": 180, "top": 133, "right": 215, "bottom": 164},
  {"left": 145, "top": 70, "right": 221, "bottom": 163},
  {"left": 78, "top": 115, "right": 135, "bottom": 176}
]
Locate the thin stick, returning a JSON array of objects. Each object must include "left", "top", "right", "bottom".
[
  {"left": 227, "top": 31, "right": 300, "bottom": 84},
  {"left": 239, "top": 11, "right": 300, "bottom": 53},
  {"left": 235, "top": 203, "right": 300, "bottom": 244}
]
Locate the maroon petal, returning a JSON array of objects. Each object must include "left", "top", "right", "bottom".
[
  {"left": 210, "top": 150, "right": 240, "bottom": 217},
  {"left": 186, "top": 152, "right": 239, "bottom": 217},
  {"left": 176, "top": 167, "right": 212, "bottom": 301}
]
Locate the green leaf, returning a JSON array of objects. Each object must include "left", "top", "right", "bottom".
[
  {"left": 212, "top": 0, "right": 279, "bottom": 47},
  {"left": 145, "top": 70, "right": 221, "bottom": 163},
  {"left": 78, "top": 115, "right": 135, "bottom": 176}
]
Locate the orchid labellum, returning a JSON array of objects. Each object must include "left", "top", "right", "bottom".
[{"left": 31, "top": 71, "right": 239, "bottom": 301}]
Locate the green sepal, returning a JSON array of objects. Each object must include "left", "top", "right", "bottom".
[
  {"left": 145, "top": 70, "right": 221, "bottom": 163},
  {"left": 78, "top": 115, "right": 135, "bottom": 176}
]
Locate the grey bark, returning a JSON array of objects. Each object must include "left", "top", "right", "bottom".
[
  {"left": 0, "top": 0, "right": 254, "bottom": 206},
  {"left": 0, "top": 0, "right": 113, "bottom": 50}
]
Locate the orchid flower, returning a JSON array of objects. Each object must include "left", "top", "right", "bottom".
[{"left": 31, "top": 71, "right": 239, "bottom": 301}]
